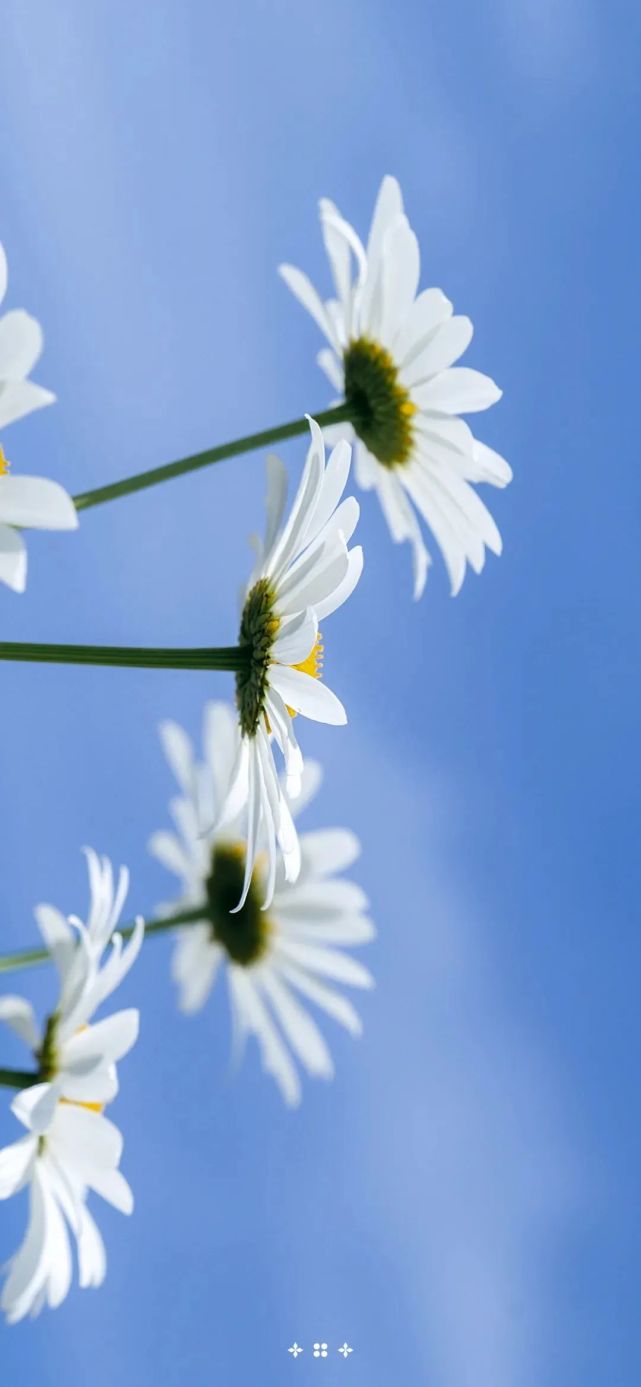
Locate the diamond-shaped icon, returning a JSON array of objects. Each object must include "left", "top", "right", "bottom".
[
  {"left": 313, "top": 1342, "right": 328, "bottom": 1358},
  {"left": 338, "top": 1342, "right": 353, "bottom": 1358},
  {"left": 288, "top": 1343, "right": 304, "bottom": 1358}
]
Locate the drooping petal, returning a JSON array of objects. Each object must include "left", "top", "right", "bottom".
[{"left": 77, "top": 1204, "right": 107, "bottom": 1289}]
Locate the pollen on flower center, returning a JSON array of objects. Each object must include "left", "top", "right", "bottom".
[
  {"left": 0, "top": 445, "right": 10, "bottom": 477},
  {"left": 292, "top": 631, "right": 323, "bottom": 681},
  {"left": 343, "top": 336, "right": 416, "bottom": 467},
  {"left": 286, "top": 631, "right": 323, "bottom": 718},
  {"left": 236, "top": 577, "right": 280, "bottom": 737},
  {"left": 205, "top": 843, "right": 271, "bottom": 966}
]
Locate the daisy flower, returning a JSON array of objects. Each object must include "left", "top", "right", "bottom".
[
  {"left": 0, "top": 852, "right": 141, "bottom": 1321},
  {"left": 0, "top": 851, "right": 143, "bottom": 1129},
  {"left": 149, "top": 703, "right": 374, "bottom": 1106},
  {"left": 280, "top": 175, "right": 511, "bottom": 598},
  {"left": 0, "top": 1083, "right": 133, "bottom": 1323},
  {"left": 224, "top": 416, "right": 363, "bottom": 908},
  {"left": 0, "top": 238, "right": 77, "bottom": 592}
]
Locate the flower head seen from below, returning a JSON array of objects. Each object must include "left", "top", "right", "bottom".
[
  {"left": 280, "top": 175, "right": 512, "bottom": 598},
  {"left": 224, "top": 417, "right": 363, "bottom": 909},
  {"left": 0, "top": 238, "right": 77, "bottom": 592},
  {"left": 0, "top": 850, "right": 142, "bottom": 1321},
  {"left": 150, "top": 704, "right": 374, "bottom": 1106}
]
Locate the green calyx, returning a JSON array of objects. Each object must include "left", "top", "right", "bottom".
[
  {"left": 205, "top": 844, "right": 270, "bottom": 966},
  {"left": 235, "top": 578, "right": 279, "bottom": 737},
  {"left": 37, "top": 1012, "right": 59, "bottom": 1082},
  {"left": 343, "top": 336, "right": 417, "bottom": 467}
]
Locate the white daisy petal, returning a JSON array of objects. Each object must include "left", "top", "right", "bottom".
[
  {"left": 393, "top": 286, "right": 453, "bottom": 365},
  {"left": 271, "top": 609, "right": 318, "bottom": 666},
  {"left": 300, "top": 828, "right": 360, "bottom": 877},
  {"left": 274, "top": 937, "right": 374, "bottom": 988},
  {"left": 0, "top": 379, "right": 55, "bottom": 430},
  {"left": 278, "top": 264, "right": 338, "bottom": 351},
  {"left": 276, "top": 960, "right": 364, "bottom": 1036},
  {"left": 230, "top": 968, "right": 301, "bottom": 1107},
  {"left": 0, "top": 310, "right": 44, "bottom": 380},
  {"left": 317, "top": 348, "right": 344, "bottom": 393},
  {"left": 414, "top": 366, "right": 502, "bottom": 414},
  {"left": 259, "top": 970, "right": 334, "bottom": 1078},
  {"left": 0, "top": 524, "right": 26, "bottom": 592},
  {"left": 268, "top": 666, "right": 347, "bottom": 725},
  {"left": 0, "top": 995, "right": 40, "bottom": 1051},
  {"left": 0, "top": 1136, "right": 37, "bottom": 1200},
  {"left": 401, "top": 315, "right": 474, "bottom": 388},
  {"left": 77, "top": 1205, "right": 107, "bottom": 1289}
]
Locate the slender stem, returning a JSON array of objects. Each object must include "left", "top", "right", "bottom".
[
  {"left": 0, "top": 643, "right": 249, "bottom": 672},
  {"left": 0, "top": 1068, "right": 39, "bottom": 1090},
  {"left": 73, "top": 403, "right": 353, "bottom": 511},
  {"left": 0, "top": 905, "right": 208, "bottom": 976}
]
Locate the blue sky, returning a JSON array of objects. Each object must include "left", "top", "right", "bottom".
[{"left": 0, "top": 0, "right": 639, "bottom": 1382}]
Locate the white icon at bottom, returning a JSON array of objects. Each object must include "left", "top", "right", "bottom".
[
  {"left": 338, "top": 1343, "right": 353, "bottom": 1358},
  {"left": 313, "top": 1343, "right": 328, "bottom": 1358}
]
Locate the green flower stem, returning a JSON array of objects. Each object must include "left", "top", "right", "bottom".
[
  {"left": 0, "top": 1068, "right": 39, "bottom": 1090},
  {"left": 0, "top": 905, "right": 208, "bottom": 977},
  {"left": 0, "top": 643, "right": 249, "bottom": 672},
  {"left": 73, "top": 403, "right": 353, "bottom": 512}
]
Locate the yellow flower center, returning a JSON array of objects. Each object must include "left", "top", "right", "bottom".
[
  {"left": 0, "top": 445, "right": 11, "bottom": 477},
  {"left": 287, "top": 632, "right": 323, "bottom": 717}
]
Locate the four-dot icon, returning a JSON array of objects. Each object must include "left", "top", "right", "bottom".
[{"left": 289, "top": 1341, "right": 354, "bottom": 1359}]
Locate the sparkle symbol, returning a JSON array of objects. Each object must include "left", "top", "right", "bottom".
[
  {"left": 288, "top": 1343, "right": 304, "bottom": 1358},
  {"left": 313, "top": 1343, "right": 328, "bottom": 1358},
  {"left": 338, "top": 1343, "right": 354, "bottom": 1358}
]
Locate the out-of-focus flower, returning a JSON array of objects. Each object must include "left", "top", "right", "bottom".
[{"left": 150, "top": 704, "right": 374, "bottom": 1106}]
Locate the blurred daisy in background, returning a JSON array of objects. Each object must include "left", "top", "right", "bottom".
[
  {"left": 150, "top": 703, "right": 374, "bottom": 1106},
  {"left": 280, "top": 175, "right": 511, "bottom": 597}
]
